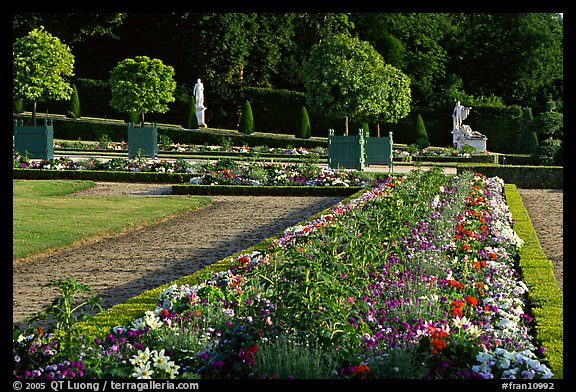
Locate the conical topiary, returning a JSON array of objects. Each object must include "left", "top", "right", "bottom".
[
  {"left": 415, "top": 114, "right": 430, "bottom": 149},
  {"left": 67, "top": 83, "right": 81, "bottom": 118},
  {"left": 184, "top": 95, "right": 199, "bottom": 129},
  {"left": 239, "top": 100, "right": 255, "bottom": 134},
  {"left": 296, "top": 106, "right": 311, "bottom": 139}
]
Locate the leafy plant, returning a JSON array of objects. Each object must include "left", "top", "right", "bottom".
[
  {"left": 13, "top": 26, "right": 75, "bottom": 126},
  {"left": 17, "top": 278, "right": 103, "bottom": 360},
  {"left": 109, "top": 56, "right": 176, "bottom": 127}
]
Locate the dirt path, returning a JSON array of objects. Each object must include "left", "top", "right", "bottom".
[
  {"left": 13, "top": 183, "right": 563, "bottom": 328},
  {"left": 13, "top": 184, "right": 345, "bottom": 326}
]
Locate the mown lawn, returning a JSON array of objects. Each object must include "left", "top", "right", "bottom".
[{"left": 13, "top": 180, "right": 212, "bottom": 260}]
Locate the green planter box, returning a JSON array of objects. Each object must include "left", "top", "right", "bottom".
[
  {"left": 128, "top": 123, "right": 158, "bottom": 158},
  {"left": 14, "top": 119, "right": 54, "bottom": 160},
  {"left": 328, "top": 128, "right": 366, "bottom": 171},
  {"left": 365, "top": 131, "right": 393, "bottom": 171}
]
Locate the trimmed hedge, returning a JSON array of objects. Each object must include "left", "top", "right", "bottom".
[
  {"left": 457, "top": 164, "right": 563, "bottom": 188},
  {"left": 13, "top": 113, "right": 327, "bottom": 149},
  {"left": 504, "top": 184, "right": 563, "bottom": 379},
  {"left": 172, "top": 184, "right": 363, "bottom": 196},
  {"left": 13, "top": 168, "right": 193, "bottom": 183}
]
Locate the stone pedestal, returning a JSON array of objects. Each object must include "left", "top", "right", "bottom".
[
  {"left": 456, "top": 137, "right": 487, "bottom": 151},
  {"left": 196, "top": 105, "right": 207, "bottom": 128},
  {"left": 452, "top": 126, "right": 487, "bottom": 151}
]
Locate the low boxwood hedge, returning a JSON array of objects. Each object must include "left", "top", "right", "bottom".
[
  {"left": 504, "top": 184, "right": 563, "bottom": 379},
  {"left": 171, "top": 184, "right": 364, "bottom": 196}
]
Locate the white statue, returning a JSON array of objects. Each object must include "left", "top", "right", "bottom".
[
  {"left": 452, "top": 101, "right": 471, "bottom": 130},
  {"left": 193, "top": 78, "right": 204, "bottom": 107}
]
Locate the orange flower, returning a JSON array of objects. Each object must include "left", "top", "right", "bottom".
[
  {"left": 465, "top": 296, "right": 479, "bottom": 306},
  {"left": 430, "top": 337, "right": 447, "bottom": 355},
  {"left": 353, "top": 364, "right": 371, "bottom": 377}
]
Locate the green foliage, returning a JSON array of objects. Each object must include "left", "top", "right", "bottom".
[
  {"left": 13, "top": 99, "right": 24, "bottom": 113},
  {"left": 109, "top": 56, "right": 176, "bottom": 127},
  {"left": 243, "top": 87, "right": 307, "bottom": 134},
  {"left": 253, "top": 334, "right": 341, "bottom": 378},
  {"left": 184, "top": 95, "right": 199, "bottom": 129},
  {"left": 13, "top": 26, "right": 75, "bottom": 124},
  {"left": 505, "top": 184, "right": 563, "bottom": 378},
  {"left": 159, "top": 134, "right": 173, "bottom": 148},
  {"left": 303, "top": 33, "right": 411, "bottom": 133},
  {"left": 66, "top": 83, "right": 81, "bottom": 119},
  {"left": 532, "top": 111, "right": 563, "bottom": 139},
  {"left": 19, "top": 278, "right": 103, "bottom": 358},
  {"left": 533, "top": 138, "right": 562, "bottom": 166},
  {"left": 515, "top": 107, "right": 538, "bottom": 154},
  {"left": 414, "top": 114, "right": 430, "bottom": 148},
  {"left": 456, "top": 165, "right": 563, "bottom": 188},
  {"left": 239, "top": 100, "right": 255, "bottom": 134},
  {"left": 296, "top": 106, "right": 311, "bottom": 139}
]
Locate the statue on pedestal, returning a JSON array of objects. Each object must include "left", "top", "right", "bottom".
[
  {"left": 451, "top": 101, "right": 487, "bottom": 150},
  {"left": 193, "top": 78, "right": 207, "bottom": 128},
  {"left": 452, "top": 101, "right": 471, "bottom": 130}
]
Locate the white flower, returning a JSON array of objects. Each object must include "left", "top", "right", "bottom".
[
  {"left": 130, "top": 347, "right": 152, "bottom": 366},
  {"left": 476, "top": 350, "right": 494, "bottom": 363},
  {"left": 452, "top": 315, "right": 470, "bottom": 329},
  {"left": 152, "top": 349, "right": 172, "bottom": 370},
  {"left": 132, "top": 362, "right": 154, "bottom": 379}
]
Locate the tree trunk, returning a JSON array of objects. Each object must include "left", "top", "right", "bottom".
[
  {"left": 376, "top": 122, "right": 380, "bottom": 137},
  {"left": 32, "top": 100, "right": 37, "bottom": 126},
  {"left": 140, "top": 111, "right": 145, "bottom": 127},
  {"left": 344, "top": 115, "right": 349, "bottom": 136}
]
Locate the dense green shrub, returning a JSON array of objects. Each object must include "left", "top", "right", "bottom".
[
  {"left": 239, "top": 100, "right": 255, "bottom": 134},
  {"left": 514, "top": 107, "right": 538, "bottom": 154},
  {"left": 457, "top": 164, "right": 563, "bottom": 188},
  {"left": 243, "top": 87, "right": 306, "bottom": 134},
  {"left": 66, "top": 83, "right": 81, "bottom": 119},
  {"left": 504, "top": 184, "right": 563, "bottom": 378},
  {"left": 296, "top": 106, "right": 311, "bottom": 139},
  {"left": 532, "top": 111, "right": 563, "bottom": 140},
  {"left": 414, "top": 113, "right": 430, "bottom": 148},
  {"left": 533, "top": 138, "right": 562, "bottom": 166}
]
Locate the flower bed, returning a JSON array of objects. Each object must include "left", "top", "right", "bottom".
[
  {"left": 13, "top": 169, "right": 553, "bottom": 379},
  {"left": 13, "top": 153, "right": 384, "bottom": 188}
]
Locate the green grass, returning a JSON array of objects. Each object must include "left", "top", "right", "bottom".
[{"left": 13, "top": 180, "right": 212, "bottom": 260}]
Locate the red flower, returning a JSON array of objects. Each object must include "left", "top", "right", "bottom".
[
  {"left": 237, "top": 256, "right": 250, "bottom": 267},
  {"left": 353, "top": 364, "right": 371, "bottom": 378}
]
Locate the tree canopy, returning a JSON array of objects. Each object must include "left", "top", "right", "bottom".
[
  {"left": 13, "top": 12, "right": 563, "bottom": 126},
  {"left": 303, "top": 33, "right": 411, "bottom": 134},
  {"left": 13, "top": 26, "right": 75, "bottom": 125},
  {"left": 109, "top": 55, "right": 176, "bottom": 127}
]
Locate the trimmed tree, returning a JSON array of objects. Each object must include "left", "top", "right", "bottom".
[
  {"left": 239, "top": 100, "right": 255, "bottom": 134},
  {"left": 184, "top": 95, "right": 199, "bottom": 129},
  {"left": 414, "top": 114, "right": 430, "bottom": 148},
  {"left": 109, "top": 56, "right": 176, "bottom": 127},
  {"left": 67, "top": 83, "right": 81, "bottom": 119},
  {"left": 13, "top": 26, "right": 75, "bottom": 126},
  {"left": 296, "top": 106, "right": 311, "bottom": 139},
  {"left": 303, "top": 33, "right": 411, "bottom": 135}
]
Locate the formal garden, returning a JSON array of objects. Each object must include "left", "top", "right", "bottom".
[
  {"left": 12, "top": 14, "right": 563, "bottom": 382},
  {"left": 13, "top": 169, "right": 559, "bottom": 379}
]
